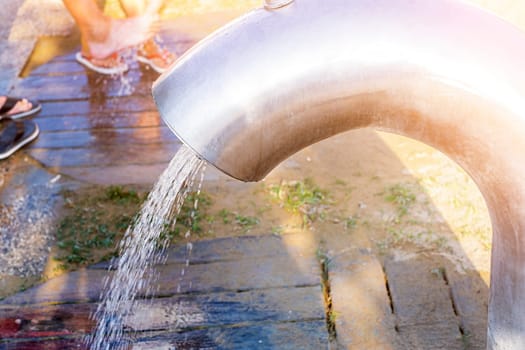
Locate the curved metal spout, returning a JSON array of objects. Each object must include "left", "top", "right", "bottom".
[
  {"left": 153, "top": 1, "right": 525, "bottom": 348},
  {"left": 152, "top": 0, "right": 525, "bottom": 184}
]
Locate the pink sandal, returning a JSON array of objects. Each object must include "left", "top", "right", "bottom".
[
  {"left": 137, "top": 46, "right": 176, "bottom": 74},
  {"left": 75, "top": 52, "right": 128, "bottom": 75}
]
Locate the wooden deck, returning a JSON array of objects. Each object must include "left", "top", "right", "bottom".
[
  {"left": 9, "top": 29, "right": 197, "bottom": 185},
  {"left": 0, "top": 232, "right": 489, "bottom": 349}
]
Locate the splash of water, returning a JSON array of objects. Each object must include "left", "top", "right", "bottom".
[{"left": 87, "top": 145, "right": 205, "bottom": 349}]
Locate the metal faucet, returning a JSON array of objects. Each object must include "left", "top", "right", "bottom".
[{"left": 152, "top": 1, "right": 525, "bottom": 348}]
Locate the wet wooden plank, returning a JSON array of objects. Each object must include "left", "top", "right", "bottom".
[
  {"left": 132, "top": 321, "right": 329, "bottom": 350},
  {"left": 36, "top": 112, "right": 163, "bottom": 132},
  {"left": 384, "top": 255, "right": 463, "bottom": 350},
  {"left": 0, "top": 286, "right": 323, "bottom": 339},
  {"left": 0, "top": 338, "right": 85, "bottom": 350},
  {"left": 12, "top": 70, "right": 154, "bottom": 101},
  {"left": 29, "top": 60, "right": 85, "bottom": 76},
  {"left": 41, "top": 51, "right": 80, "bottom": 63},
  {"left": 33, "top": 127, "right": 177, "bottom": 149},
  {"left": 0, "top": 321, "right": 328, "bottom": 350},
  {"left": 127, "top": 286, "right": 325, "bottom": 331},
  {"left": 0, "top": 303, "right": 94, "bottom": 339},
  {"left": 1, "top": 254, "right": 320, "bottom": 305},
  {"left": 28, "top": 143, "right": 180, "bottom": 168},
  {"left": 38, "top": 97, "right": 157, "bottom": 117}
]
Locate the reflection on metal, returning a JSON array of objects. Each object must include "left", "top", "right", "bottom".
[
  {"left": 153, "top": 0, "right": 525, "bottom": 348},
  {"left": 264, "top": 0, "right": 294, "bottom": 9}
]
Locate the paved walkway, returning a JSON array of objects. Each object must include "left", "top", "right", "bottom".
[{"left": 0, "top": 3, "right": 489, "bottom": 350}]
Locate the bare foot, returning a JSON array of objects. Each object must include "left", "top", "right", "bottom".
[
  {"left": 85, "top": 13, "right": 160, "bottom": 59},
  {"left": 0, "top": 97, "right": 33, "bottom": 116}
]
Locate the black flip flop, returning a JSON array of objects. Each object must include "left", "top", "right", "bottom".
[
  {"left": 0, "top": 117, "right": 40, "bottom": 160},
  {"left": 0, "top": 96, "right": 42, "bottom": 119}
]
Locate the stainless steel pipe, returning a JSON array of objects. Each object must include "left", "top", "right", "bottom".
[{"left": 152, "top": 0, "right": 525, "bottom": 348}]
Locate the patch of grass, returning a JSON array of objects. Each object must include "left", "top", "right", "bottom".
[
  {"left": 384, "top": 184, "right": 416, "bottom": 220},
  {"left": 268, "top": 178, "right": 331, "bottom": 225},
  {"left": 345, "top": 216, "right": 358, "bottom": 231},
  {"left": 54, "top": 187, "right": 217, "bottom": 270},
  {"left": 386, "top": 227, "right": 405, "bottom": 244},
  {"left": 218, "top": 209, "right": 235, "bottom": 225},
  {"left": 271, "top": 226, "right": 284, "bottom": 235},
  {"left": 164, "top": 191, "right": 213, "bottom": 241},
  {"left": 461, "top": 331, "right": 472, "bottom": 348},
  {"left": 316, "top": 248, "right": 333, "bottom": 269},
  {"left": 54, "top": 186, "right": 145, "bottom": 270},
  {"left": 104, "top": 185, "right": 141, "bottom": 204},
  {"left": 178, "top": 192, "right": 212, "bottom": 233},
  {"left": 317, "top": 248, "right": 336, "bottom": 341},
  {"left": 209, "top": 207, "right": 262, "bottom": 234},
  {"left": 218, "top": 208, "right": 233, "bottom": 224},
  {"left": 329, "top": 310, "right": 341, "bottom": 324},
  {"left": 430, "top": 267, "right": 447, "bottom": 280},
  {"left": 234, "top": 214, "right": 260, "bottom": 233}
]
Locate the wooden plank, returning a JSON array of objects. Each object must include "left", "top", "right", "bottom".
[
  {"left": 1, "top": 254, "right": 320, "bottom": 305},
  {"left": 151, "top": 255, "right": 321, "bottom": 297},
  {"left": 0, "top": 321, "right": 328, "bottom": 350},
  {"left": 36, "top": 112, "right": 163, "bottom": 132},
  {"left": 0, "top": 286, "right": 324, "bottom": 339},
  {"left": 38, "top": 97, "right": 157, "bottom": 117},
  {"left": 91, "top": 233, "right": 319, "bottom": 269},
  {"left": 12, "top": 70, "right": 154, "bottom": 101},
  {"left": 27, "top": 143, "right": 181, "bottom": 168},
  {"left": 330, "top": 249, "right": 402, "bottom": 349},
  {"left": 132, "top": 321, "right": 328, "bottom": 350},
  {"left": 384, "top": 254, "right": 463, "bottom": 350},
  {"left": 59, "top": 163, "right": 171, "bottom": 185},
  {"left": 0, "top": 269, "right": 108, "bottom": 305},
  {"left": 124, "top": 286, "right": 325, "bottom": 331},
  {"left": 42, "top": 51, "right": 80, "bottom": 63},
  {"left": 0, "top": 338, "right": 85, "bottom": 350},
  {"left": 448, "top": 271, "right": 489, "bottom": 350},
  {"left": 32, "top": 127, "right": 177, "bottom": 149},
  {"left": 0, "top": 303, "right": 94, "bottom": 339},
  {"left": 29, "top": 60, "right": 85, "bottom": 76}
]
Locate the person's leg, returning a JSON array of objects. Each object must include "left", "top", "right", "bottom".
[
  {"left": 118, "top": 0, "right": 163, "bottom": 17},
  {"left": 63, "top": 0, "right": 158, "bottom": 60},
  {"left": 119, "top": 0, "right": 176, "bottom": 73},
  {"left": 119, "top": 0, "right": 146, "bottom": 16}
]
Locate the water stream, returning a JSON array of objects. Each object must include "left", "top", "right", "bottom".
[{"left": 87, "top": 145, "right": 205, "bottom": 349}]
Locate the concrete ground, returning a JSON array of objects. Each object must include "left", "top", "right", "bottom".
[{"left": 1, "top": 0, "right": 519, "bottom": 348}]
